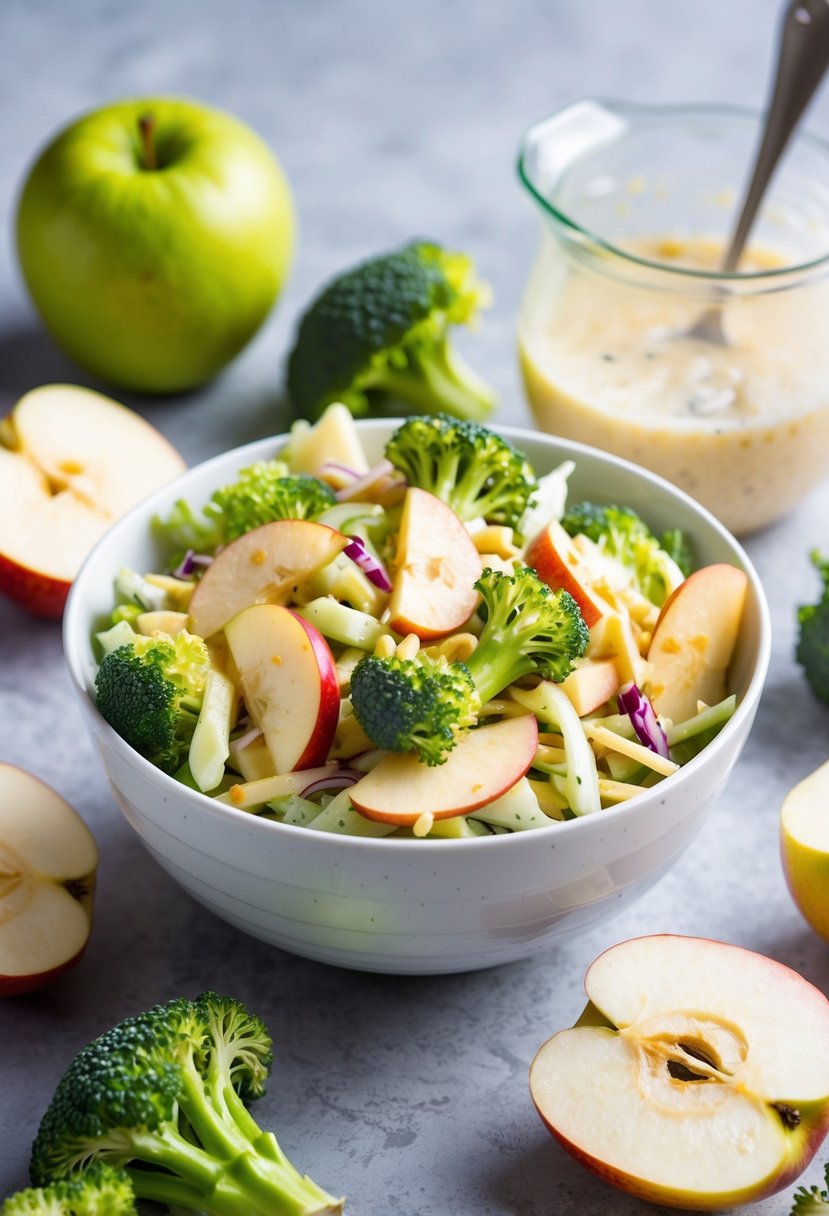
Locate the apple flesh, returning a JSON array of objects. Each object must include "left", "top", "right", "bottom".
[
  {"left": 560, "top": 658, "right": 620, "bottom": 717},
  {"left": 17, "top": 98, "right": 295, "bottom": 393},
  {"left": 389, "top": 487, "right": 481, "bottom": 639},
  {"left": 188, "top": 519, "right": 348, "bottom": 639},
  {"left": 647, "top": 563, "right": 748, "bottom": 723},
  {"left": 350, "top": 715, "right": 538, "bottom": 825},
  {"left": 225, "top": 604, "right": 340, "bottom": 774},
  {"left": 530, "top": 934, "right": 829, "bottom": 1210},
  {"left": 525, "top": 519, "right": 612, "bottom": 629},
  {"left": 781, "top": 759, "right": 829, "bottom": 942},
  {"left": 0, "top": 763, "right": 98, "bottom": 995},
  {"left": 0, "top": 384, "right": 185, "bottom": 618}
]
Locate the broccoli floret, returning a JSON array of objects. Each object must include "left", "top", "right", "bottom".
[
  {"left": 385, "top": 414, "right": 536, "bottom": 528},
  {"left": 561, "top": 501, "right": 688, "bottom": 606},
  {"left": 350, "top": 569, "right": 587, "bottom": 764},
  {"left": 95, "top": 631, "right": 211, "bottom": 774},
  {"left": 1, "top": 1162, "right": 135, "bottom": 1215},
  {"left": 797, "top": 550, "right": 829, "bottom": 705},
  {"left": 156, "top": 462, "right": 336, "bottom": 556},
  {"left": 659, "top": 527, "right": 693, "bottom": 577},
  {"left": 791, "top": 1165, "right": 829, "bottom": 1214},
  {"left": 286, "top": 241, "right": 497, "bottom": 421},
  {"left": 29, "top": 993, "right": 341, "bottom": 1216},
  {"left": 350, "top": 652, "right": 480, "bottom": 766},
  {"left": 464, "top": 567, "right": 589, "bottom": 704}
]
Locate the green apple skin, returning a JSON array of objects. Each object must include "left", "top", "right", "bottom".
[{"left": 16, "top": 97, "right": 295, "bottom": 393}]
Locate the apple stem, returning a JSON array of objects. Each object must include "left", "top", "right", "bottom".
[{"left": 138, "top": 112, "right": 158, "bottom": 171}]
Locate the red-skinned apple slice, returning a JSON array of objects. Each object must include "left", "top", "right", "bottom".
[
  {"left": 647, "top": 563, "right": 748, "bottom": 723},
  {"left": 350, "top": 715, "right": 538, "bottom": 825},
  {"left": 388, "top": 487, "right": 481, "bottom": 640},
  {"left": 530, "top": 934, "right": 829, "bottom": 1210},
  {"left": 525, "top": 519, "right": 613, "bottom": 629},
  {"left": 0, "top": 763, "right": 98, "bottom": 995},
  {"left": 188, "top": 519, "right": 348, "bottom": 639},
  {"left": 0, "top": 384, "right": 185, "bottom": 618},
  {"left": 225, "top": 603, "right": 340, "bottom": 774}
]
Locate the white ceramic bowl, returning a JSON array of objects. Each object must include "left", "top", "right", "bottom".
[{"left": 63, "top": 422, "right": 770, "bottom": 974}]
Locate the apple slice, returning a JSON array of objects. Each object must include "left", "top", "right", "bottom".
[
  {"left": 188, "top": 519, "right": 347, "bottom": 639},
  {"left": 350, "top": 715, "right": 538, "bottom": 825},
  {"left": 530, "top": 935, "right": 829, "bottom": 1210},
  {"left": 0, "top": 763, "right": 98, "bottom": 995},
  {"left": 388, "top": 487, "right": 481, "bottom": 639},
  {"left": 0, "top": 384, "right": 185, "bottom": 618},
  {"left": 225, "top": 603, "right": 340, "bottom": 774},
  {"left": 647, "top": 563, "right": 748, "bottom": 723},
  {"left": 525, "top": 519, "right": 613, "bottom": 629},
  {"left": 781, "top": 759, "right": 829, "bottom": 943}
]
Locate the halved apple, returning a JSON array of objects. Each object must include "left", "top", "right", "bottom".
[
  {"left": 530, "top": 935, "right": 829, "bottom": 1210},
  {"left": 0, "top": 763, "right": 98, "bottom": 995},
  {"left": 647, "top": 563, "right": 748, "bottom": 723},
  {"left": 388, "top": 487, "right": 481, "bottom": 639},
  {"left": 188, "top": 519, "right": 348, "bottom": 639},
  {"left": 225, "top": 603, "right": 340, "bottom": 774},
  {"left": 350, "top": 715, "right": 538, "bottom": 825},
  {"left": 525, "top": 519, "right": 613, "bottom": 629},
  {"left": 781, "top": 759, "right": 829, "bottom": 943},
  {"left": 0, "top": 384, "right": 185, "bottom": 617}
]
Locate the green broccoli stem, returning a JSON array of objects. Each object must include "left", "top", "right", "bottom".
[
  {"left": 375, "top": 339, "right": 496, "bottom": 421},
  {"left": 464, "top": 633, "right": 535, "bottom": 706}
]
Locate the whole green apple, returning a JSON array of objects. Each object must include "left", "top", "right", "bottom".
[{"left": 16, "top": 97, "right": 295, "bottom": 393}]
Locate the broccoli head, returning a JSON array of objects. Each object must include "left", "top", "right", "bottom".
[
  {"left": 30, "top": 992, "right": 341, "bottom": 1216},
  {"left": 385, "top": 414, "right": 537, "bottom": 528},
  {"left": 797, "top": 550, "right": 829, "bottom": 705},
  {"left": 155, "top": 461, "right": 336, "bottom": 556},
  {"left": 286, "top": 241, "right": 497, "bottom": 421},
  {"left": 791, "top": 1163, "right": 829, "bottom": 1214},
  {"left": 561, "top": 501, "right": 688, "bottom": 606},
  {"left": 464, "top": 567, "right": 589, "bottom": 704},
  {"left": 350, "top": 651, "right": 480, "bottom": 766},
  {"left": 95, "top": 631, "right": 210, "bottom": 773},
  {"left": 1, "top": 1162, "right": 135, "bottom": 1215}
]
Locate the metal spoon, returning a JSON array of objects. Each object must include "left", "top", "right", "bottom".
[{"left": 687, "top": 0, "right": 829, "bottom": 344}]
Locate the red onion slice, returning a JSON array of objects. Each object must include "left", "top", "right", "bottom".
[
  {"left": 300, "top": 769, "right": 362, "bottom": 797},
  {"left": 617, "top": 682, "right": 671, "bottom": 758},
  {"left": 231, "top": 726, "right": 263, "bottom": 752},
  {"left": 335, "top": 458, "right": 399, "bottom": 501},
  {"left": 173, "top": 550, "right": 195, "bottom": 579},
  {"left": 343, "top": 536, "right": 393, "bottom": 592},
  {"left": 320, "top": 462, "right": 360, "bottom": 480}
]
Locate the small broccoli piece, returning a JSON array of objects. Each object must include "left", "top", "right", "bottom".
[
  {"left": 385, "top": 414, "right": 536, "bottom": 528},
  {"left": 659, "top": 527, "right": 693, "bottom": 577},
  {"left": 791, "top": 1165, "right": 829, "bottom": 1214},
  {"left": 210, "top": 467, "right": 336, "bottom": 542},
  {"left": 561, "top": 501, "right": 688, "bottom": 606},
  {"left": 797, "top": 551, "right": 829, "bottom": 705},
  {"left": 95, "top": 632, "right": 211, "bottom": 774},
  {"left": 155, "top": 461, "right": 335, "bottom": 556},
  {"left": 286, "top": 241, "right": 497, "bottom": 421},
  {"left": 350, "top": 652, "right": 480, "bottom": 766},
  {"left": 30, "top": 993, "right": 341, "bottom": 1216},
  {"left": 464, "top": 567, "right": 589, "bottom": 704},
  {"left": 1, "top": 1162, "right": 135, "bottom": 1215}
]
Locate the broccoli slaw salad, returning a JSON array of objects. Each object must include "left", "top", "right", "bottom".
[{"left": 91, "top": 406, "right": 748, "bottom": 841}]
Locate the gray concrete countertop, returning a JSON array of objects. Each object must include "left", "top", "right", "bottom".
[{"left": 2, "top": 1, "right": 829, "bottom": 1212}]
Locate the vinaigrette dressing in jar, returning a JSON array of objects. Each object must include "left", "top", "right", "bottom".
[{"left": 517, "top": 102, "right": 829, "bottom": 534}]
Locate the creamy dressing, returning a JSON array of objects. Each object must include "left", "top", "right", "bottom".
[{"left": 519, "top": 237, "right": 829, "bottom": 534}]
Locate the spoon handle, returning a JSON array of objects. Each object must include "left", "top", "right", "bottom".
[{"left": 722, "top": 0, "right": 829, "bottom": 273}]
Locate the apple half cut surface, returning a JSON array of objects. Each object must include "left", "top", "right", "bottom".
[
  {"left": 529, "top": 934, "right": 829, "bottom": 1210},
  {"left": 0, "top": 384, "right": 185, "bottom": 617},
  {"left": 188, "top": 519, "right": 348, "bottom": 639},
  {"left": 350, "top": 715, "right": 538, "bottom": 825},
  {"left": 0, "top": 763, "right": 98, "bottom": 995},
  {"left": 225, "top": 603, "right": 340, "bottom": 774}
]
